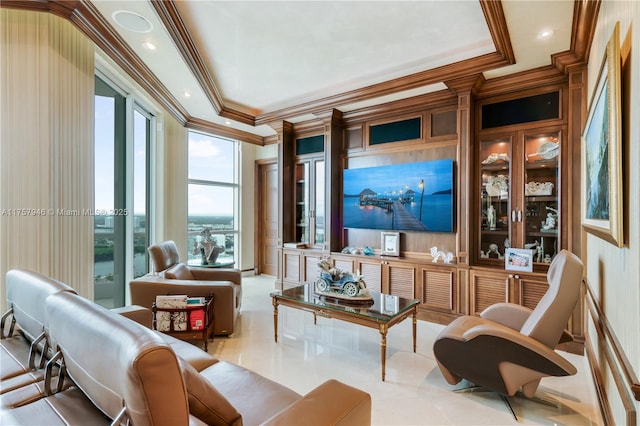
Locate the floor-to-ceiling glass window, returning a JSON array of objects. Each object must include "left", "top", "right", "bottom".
[
  {"left": 94, "top": 75, "right": 153, "bottom": 308},
  {"left": 132, "top": 109, "right": 151, "bottom": 279},
  {"left": 187, "top": 132, "right": 239, "bottom": 267}
]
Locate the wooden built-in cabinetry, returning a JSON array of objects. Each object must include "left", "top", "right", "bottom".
[
  {"left": 273, "top": 69, "right": 584, "bottom": 353},
  {"left": 475, "top": 124, "right": 566, "bottom": 270}
]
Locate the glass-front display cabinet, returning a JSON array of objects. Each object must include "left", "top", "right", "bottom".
[
  {"left": 477, "top": 127, "right": 562, "bottom": 268},
  {"left": 295, "top": 157, "right": 325, "bottom": 247}
]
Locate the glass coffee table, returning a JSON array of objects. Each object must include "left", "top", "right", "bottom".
[{"left": 271, "top": 283, "right": 419, "bottom": 381}]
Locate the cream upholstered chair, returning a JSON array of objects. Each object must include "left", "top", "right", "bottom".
[
  {"left": 433, "top": 250, "right": 583, "bottom": 406},
  {"left": 130, "top": 240, "right": 242, "bottom": 336}
]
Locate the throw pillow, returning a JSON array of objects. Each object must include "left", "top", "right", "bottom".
[
  {"left": 165, "top": 263, "right": 195, "bottom": 280},
  {"left": 178, "top": 357, "right": 242, "bottom": 426}
]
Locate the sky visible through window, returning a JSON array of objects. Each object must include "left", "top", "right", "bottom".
[{"left": 188, "top": 132, "right": 235, "bottom": 216}]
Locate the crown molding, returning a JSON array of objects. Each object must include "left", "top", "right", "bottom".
[
  {"left": 186, "top": 118, "right": 264, "bottom": 146},
  {"left": 150, "top": 1, "right": 256, "bottom": 128},
  {"left": 479, "top": 0, "right": 515, "bottom": 64},
  {"left": 477, "top": 65, "right": 566, "bottom": 99},
  {"left": 254, "top": 51, "right": 510, "bottom": 126}
]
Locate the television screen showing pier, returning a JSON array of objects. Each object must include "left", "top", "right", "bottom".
[{"left": 343, "top": 159, "right": 454, "bottom": 232}]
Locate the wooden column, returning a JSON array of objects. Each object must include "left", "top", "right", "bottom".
[
  {"left": 271, "top": 121, "right": 295, "bottom": 246},
  {"left": 322, "top": 109, "right": 344, "bottom": 252},
  {"left": 445, "top": 74, "right": 484, "bottom": 315}
]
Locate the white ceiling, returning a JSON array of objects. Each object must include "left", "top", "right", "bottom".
[{"left": 90, "top": 1, "right": 574, "bottom": 137}]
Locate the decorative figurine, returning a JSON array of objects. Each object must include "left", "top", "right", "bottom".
[
  {"left": 542, "top": 206, "right": 558, "bottom": 230},
  {"left": 487, "top": 243, "right": 502, "bottom": 259},
  {"left": 430, "top": 246, "right": 454, "bottom": 263},
  {"left": 315, "top": 259, "right": 368, "bottom": 298},
  {"left": 193, "top": 228, "right": 225, "bottom": 264},
  {"left": 487, "top": 205, "right": 497, "bottom": 230}
]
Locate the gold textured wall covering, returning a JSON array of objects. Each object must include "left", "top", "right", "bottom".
[{"left": 1, "top": 9, "right": 94, "bottom": 309}]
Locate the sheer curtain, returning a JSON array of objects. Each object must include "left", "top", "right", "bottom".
[{"left": 1, "top": 9, "right": 94, "bottom": 308}]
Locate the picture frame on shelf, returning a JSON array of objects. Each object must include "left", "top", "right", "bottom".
[
  {"left": 381, "top": 231, "right": 400, "bottom": 257},
  {"left": 505, "top": 248, "right": 534, "bottom": 272},
  {"left": 581, "top": 22, "right": 624, "bottom": 247}
]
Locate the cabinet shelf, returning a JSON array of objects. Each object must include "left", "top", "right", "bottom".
[
  {"left": 481, "top": 230, "right": 509, "bottom": 235},
  {"left": 525, "top": 159, "right": 557, "bottom": 169},
  {"left": 527, "top": 230, "right": 558, "bottom": 237},
  {"left": 481, "top": 163, "right": 510, "bottom": 172},
  {"left": 525, "top": 196, "right": 556, "bottom": 202}
]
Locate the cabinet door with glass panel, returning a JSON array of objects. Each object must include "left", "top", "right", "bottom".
[
  {"left": 295, "top": 156, "right": 325, "bottom": 248},
  {"left": 477, "top": 127, "right": 563, "bottom": 268}
]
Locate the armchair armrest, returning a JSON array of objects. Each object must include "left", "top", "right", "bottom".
[
  {"left": 111, "top": 305, "right": 153, "bottom": 329},
  {"left": 189, "top": 268, "right": 241, "bottom": 286},
  {"left": 480, "top": 303, "right": 532, "bottom": 330},
  {"left": 262, "top": 379, "right": 371, "bottom": 426}
]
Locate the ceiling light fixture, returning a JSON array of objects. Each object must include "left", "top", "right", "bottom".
[
  {"left": 112, "top": 10, "right": 153, "bottom": 33},
  {"left": 142, "top": 42, "right": 156, "bottom": 51},
  {"left": 183, "top": 91, "right": 191, "bottom": 98},
  {"left": 225, "top": 120, "right": 232, "bottom": 126},
  {"left": 537, "top": 29, "right": 554, "bottom": 40}
]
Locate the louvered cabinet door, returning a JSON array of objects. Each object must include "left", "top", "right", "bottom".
[
  {"left": 358, "top": 260, "right": 382, "bottom": 293},
  {"left": 384, "top": 261, "right": 416, "bottom": 300},
  {"left": 469, "top": 269, "right": 510, "bottom": 315},
  {"left": 516, "top": 275, "right": 548, "bottom": 310},
  {"left": 419, "top": 266, "right": 457, "bottom": 313}
]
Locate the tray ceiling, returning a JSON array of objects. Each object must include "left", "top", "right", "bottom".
[{"left": 88, "top": 1, "right": 574, "bottom": 137}]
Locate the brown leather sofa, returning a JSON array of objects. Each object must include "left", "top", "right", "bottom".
[
  {"left": 1, "top": 269, "right": 372, "bottom": 425},
  {"left": 130, "top": 240, "right": 242, "bottom": 335}
]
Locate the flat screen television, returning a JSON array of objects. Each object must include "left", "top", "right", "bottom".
[{"left": 343, "top": 159, "right": 454, "bottom": 232}]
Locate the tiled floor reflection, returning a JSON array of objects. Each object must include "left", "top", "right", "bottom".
[{"left": 208, "top": 275, "right": 603, "bottom": 425}]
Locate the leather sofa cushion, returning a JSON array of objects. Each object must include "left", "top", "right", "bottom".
[
  {"left": 198, "top": 361, "right": 301, "bottom": 426},
  {"left": 157, "top": 333, "right": 219, "bottom": 372},
  {"left": 166, "top": 263, "right": 195, "bottom": 280},
  {"left": 178, "top": 357, "right": 242, "bottom": 426}
]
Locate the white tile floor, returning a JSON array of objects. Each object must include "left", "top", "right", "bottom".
[{"left": 207, "top": 275, "right": 603, "bottom": 425}]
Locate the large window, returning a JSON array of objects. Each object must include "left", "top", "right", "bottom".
[
  {"left": 187, "top": 132, "right": 239, "bottom": 266},
  {"left": 94, "top": 75, "right": 153, "bottom": 308}
]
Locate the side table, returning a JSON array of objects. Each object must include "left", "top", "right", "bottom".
[{"left": 152, "top": 295, "right": 215, "bottom": 351}]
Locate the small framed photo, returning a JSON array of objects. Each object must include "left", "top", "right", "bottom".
[
  {"left": 505, "top": 248, "right": 534, "bottom": 272},
  {"left": 381, "top": 232, "right": 400, "bottom": 256}
]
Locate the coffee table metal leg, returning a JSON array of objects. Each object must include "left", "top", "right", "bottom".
[
  {"left": 412, "top": 310, "right": 417, "bottom": 353},
  {"left": 380, "top": 325, "right": 388, "bottom": 381},
  {"left": 272, "top": 300, "right": 278, "bottom": 343}
]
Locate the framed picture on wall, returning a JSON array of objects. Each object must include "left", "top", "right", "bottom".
[
  {"left": 381, "top": 232, "right": 400, "bottom": 256},
  {"left": 581, "top": 22, "right": 624, "bottom": 247},
  {"left": 505, "top": 248, "right": 534, "bottom": 273}
]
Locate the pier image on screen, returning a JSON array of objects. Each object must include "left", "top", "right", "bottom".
[{"left": 343, "top": 159, "right": 454, "bottom": 232}]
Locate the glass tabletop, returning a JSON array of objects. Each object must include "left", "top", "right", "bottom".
[{"left": 271, "top": 283, "right": 419, "bottom": 323}]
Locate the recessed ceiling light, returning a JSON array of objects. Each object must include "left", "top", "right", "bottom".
[
  {"left": 142, "top": 42, "right": 156, "bottom": 51},
  {"left": 225, "top": 120, "right": 232, "bottom": 126},
  {"left": 112, "top": 10, "right": 153, "bottom": 33},
  {"left": 183, "top": 91, "right": 191, "bottom": 98},
  {"left": 537, "top": 29, "right": 554, "bottom": 40}
]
